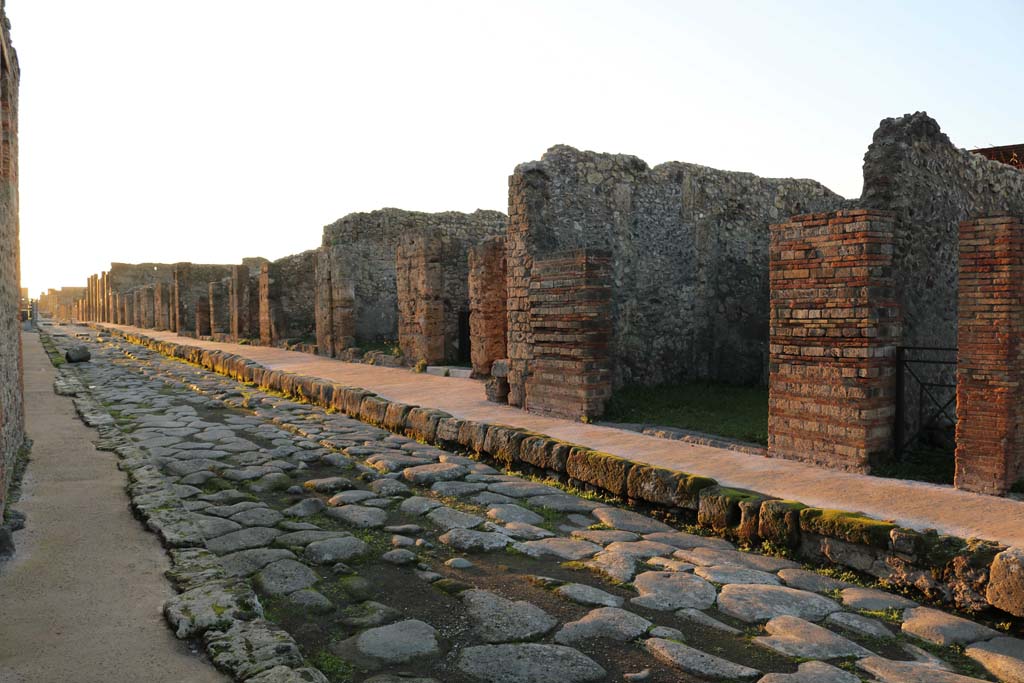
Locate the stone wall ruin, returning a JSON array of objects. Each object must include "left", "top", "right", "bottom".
[
  {"left": 172, "top": 263, "right": 233, "bottom": 337},
  {"left": 259, "top": 251, "right": 316, "bottom": 347},
  {"left": 0, "top": 1, "right": 20, "bottom": 524},
  {"left": 505, "top": 145, "right": 842, "bottom": 412},
  {"left": 315, "top": 208, "right": 506, "bottom": 358},
  {"left": 395, "top": 227, "right": 486, "bottom": 365},
  {"left": 767, "top": 113, "right": 1024, "bottom": 491}
]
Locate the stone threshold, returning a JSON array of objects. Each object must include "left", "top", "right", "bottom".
[{"left": 92, "top": 323, "right": 1024, "bottom": 622}]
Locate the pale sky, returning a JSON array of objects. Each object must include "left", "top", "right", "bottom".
[{"left": 11, "top": 0, "right": 1023, "bottom": 297}]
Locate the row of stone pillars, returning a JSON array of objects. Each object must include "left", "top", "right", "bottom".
[{"left": 768, "top": 210, "right": 1023, "bottom": 495}]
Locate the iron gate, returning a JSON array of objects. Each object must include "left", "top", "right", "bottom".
[{"left": 894, "top": 346, "right": 957, "bottom": 456}]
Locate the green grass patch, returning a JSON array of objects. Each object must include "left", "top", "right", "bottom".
[
  {"left": 355, "top": 339, "right": 401, "bottom": 357},
  {"left": 873, "top": 444, "right": 955, "bottom": 486},
  {"left": 603, "top": 381, "right": 768, "bottom": 445},
  {"left": 308, "top": 651, "right": 355, "bottom": 683}
]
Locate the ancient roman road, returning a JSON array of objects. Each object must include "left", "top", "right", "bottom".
[
  {"left": 100, "top": 323, "right": 1024, "bottom": 549},
  {"left": 6, "top": 324, "right": 1016, "bottom": 683}
]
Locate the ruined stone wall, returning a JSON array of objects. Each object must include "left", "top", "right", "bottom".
[
  {"left": 468, "top": 236, "right": 506, "bottom": 376},
  {"left": 395, "top": 228, "right": 481, "bottom": 365},
  {"left": 259, "top": 251, "right": 316, "bottom": 347},
  {"left": 105, "top": 262, "right": 177, "bottom": 329},
  {"left": 173, "top": 264, "right": 233, "bottom": 336},
  {"left": 38, "top": 286, "right": 85, "bottom": 320},
  {"left": 506, "top": 145, "right": 842, "bottom": 408},
  {"left": 860, "top": 113, "right": 1024, "bottom": 440},
  {"left": 0, "top": 2, "right": 20, "bottom": 521},
  {"left": 317, "top": 208, "right": 506, "bottom": 357}
]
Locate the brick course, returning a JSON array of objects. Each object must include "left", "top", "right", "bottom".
[
  {"left": 768, "top": 210, "right": 901, "bottom": 472},
  {"left": 955, "top": 215, "right": 1024, "bottom": 494},
  {"left": 524, "top": 249, "right": 613, "bottom": 419},
  {"left": 468, "top": 235, "right": 506, "bottom": 377}
]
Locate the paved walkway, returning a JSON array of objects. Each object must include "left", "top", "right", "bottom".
[
  {"left": 0, "top": 332, "right": 226, "bottom": 683},
  {"left": 104, "top": 324, "right": 1024, "bottom": 548}
]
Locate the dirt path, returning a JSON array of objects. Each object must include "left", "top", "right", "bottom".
[
  {"left": 102, "top": 324, "right": 1024, "bottom": 548},
  {"left": 0, "top": 331, "right": 226, "bottom": 683}
]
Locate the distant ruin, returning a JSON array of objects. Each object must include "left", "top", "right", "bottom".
[{"left": 314, "top": 208, "right": 505, "bottom": 359}]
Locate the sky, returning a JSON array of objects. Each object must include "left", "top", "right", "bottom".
[{"left": 10, "top": 0, "right": 1024, "bottom": 297}]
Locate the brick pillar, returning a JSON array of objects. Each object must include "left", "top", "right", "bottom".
[
  {"left": 768, "top": 209, "right": 901, "bottom": 472},
  {"left": 314, "top": 248, "right": 334, "bottom": 356},
  {"left": 258, "top": 263, "right": 280, "bottom": 346},
  {"left": 110, "top": 292, "right": 119, "bottom": 324},
  {"left": 506, "top": 173, "right": 534, "bottom": 407},
  {"left": 153, "top": 282, "right": 170, "bottom": 330},
  {"left": 524, "top": 249, "right": 613, "bottom": 420},
  {"left": 328, "top": 251, "right": 357, "bottom": 356},
  {"left": 469, "top": 236, "right": 507, "bottom": 377},
  {"left": 229, "top": 265, "right": 258, "bottom": 341},
  {"left": 396, "top": 235, "right": 445, "bottom": 365},
  {"left": 98, "top": 271, "right": 107, "bottom": 322},
  {"left": 209, "top": 281, "right": 229, "bottom": 336},
  {"left": 955, "top": 215, "right": 1024, "bottom": 495},
  {"left": 132, "top": 289, "right": 142, "bottom": 327},
  {"left": 141, "top": 285, "right": 156, "bottom": 328},
  {"left": 123, "top": 292, "right": 133, "bottom": 327},
  {"left": 86, "top": 275, "right": 93, "bottom": 320}
]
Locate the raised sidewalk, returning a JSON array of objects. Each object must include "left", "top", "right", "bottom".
[
  {"left": 0, "top": 331, "right": 226, "bottom": 682},
  {"left": 104, "top": 324, "right": 1024, "bottom": 548}
]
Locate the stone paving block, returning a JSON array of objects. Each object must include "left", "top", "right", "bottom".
[
  {"left": 753, "top": 614, "right": 870, "bottom": 659},
  {"left": 457, "top": 643, "right": 606, "bottom": 683},
  {"left": 901, "top": 606, "right": 999, "bottom": 646},
  {"left": 644, "top": 637, "right": 760, "bottom": 680},
  {"left": 716, "top": 584, "right": 840, "bottom": 623},
  {"left": 965, "top": 636, "right": 1024, "bottom": 683}
]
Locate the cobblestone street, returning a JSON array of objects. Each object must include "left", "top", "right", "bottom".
[{"left": 11, "top": 325, "right": 1018, "bottom": 683}]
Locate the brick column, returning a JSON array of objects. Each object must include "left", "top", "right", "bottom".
[
  {"left": 259, "top": 263, "right": 276, "bottom": 345},
  {"left": 123, "top": 292, "right": 133, "bottom": 327},
  {"left": 314, "top": 249, "right": 333, "bottom": 355},
  {"left": 469, "top": 236, "right": 507, "bottom": 377},
  {"left": 141, "top": 285, "right": 156, "bottom": 328},
  {"left": 229, "top": 265, "right": 258, "bottom": 341},
  {"left": 153, "top": 282, "right": 170, "bottom": 330},
  {"left": 132, "top": 289, "right": 143, "bottom": 327},
  {"left": 396, "top": 235, "right": 445, "bottom": 365},
  {"left": 955, "top": 215, "right": 1024, "bottom": 495},
  {"left": 209, "top": 281, "right": 229, "bottom": 337},
  {"left": 524, "top": 249, "right": 613, "bottom": 420},
  {"left": 768, "top": 209, "right": 901, "bottom": 472}
]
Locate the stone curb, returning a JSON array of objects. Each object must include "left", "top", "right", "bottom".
[{"left": 93, "top": 324, "right": 1024, "bottom": 620}]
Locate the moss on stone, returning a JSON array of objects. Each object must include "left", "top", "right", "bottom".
[{"left": 799, "top": 508, "right": 895, "bottom": 549}]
